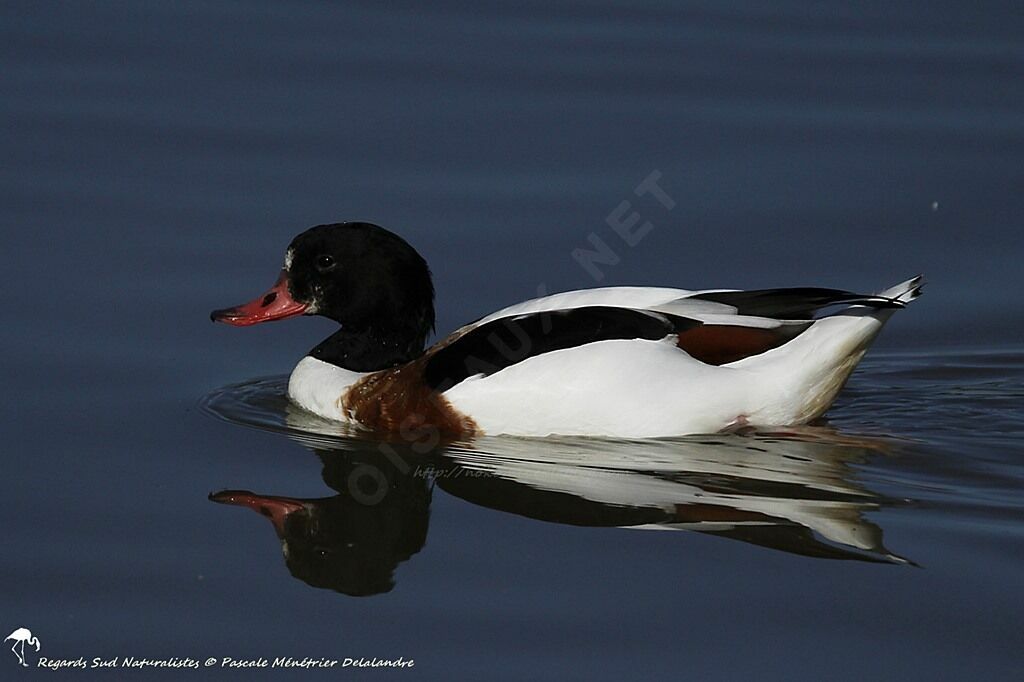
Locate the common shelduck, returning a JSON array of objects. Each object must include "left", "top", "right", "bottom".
[{"left": 211, "top": 222, "right": 923, "bottom": 438}]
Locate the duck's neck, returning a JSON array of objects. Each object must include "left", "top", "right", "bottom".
[{"left": 309, "top": 326, "right": 427, "bottom": 373}]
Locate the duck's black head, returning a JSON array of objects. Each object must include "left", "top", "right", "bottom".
[{"left": 211, "top": 222, "right": 435, "bottom": 371}]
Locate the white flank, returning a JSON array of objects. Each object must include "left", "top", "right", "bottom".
[
  {"left": 444, "top": 305, "right": 899, "bottom": 438},
  {"left": 443, "top": 336, "right": 760, "bottom": 437}
]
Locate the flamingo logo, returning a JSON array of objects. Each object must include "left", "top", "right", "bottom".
[{"left": 5, "top": 628, "right": 40, "bottom": 667}]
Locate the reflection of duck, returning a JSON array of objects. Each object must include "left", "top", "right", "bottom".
[
  {"left": 211, "top": 449, "right": 430, "bottom": 597},
  {"left": 211, "top": 221, "right": 922, "bottom": 437},
  {"left": 210, "top": 420, "right": 911, "bottom": 597},
  {"left": 436, "top": 429, "right": 909, "bottom": 564}
]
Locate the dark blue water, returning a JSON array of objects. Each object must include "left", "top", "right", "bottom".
[{"left": 2, "top": 2, "right": 1023, "bottom": 679}]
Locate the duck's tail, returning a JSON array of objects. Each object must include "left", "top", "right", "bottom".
[
  {"left": 874, "top": 274, "right": 925, "bottom": 307},
  {"left": 738, "top": 275, "right": 924, "bottom": 425}
]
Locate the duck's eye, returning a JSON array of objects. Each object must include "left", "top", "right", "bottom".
[{"left": 316, "top": 255, "right": 336, "bottom": 271}]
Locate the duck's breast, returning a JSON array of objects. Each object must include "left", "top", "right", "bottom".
[{"left": 288, "top": 356, "right": 367, "bottom": 421}]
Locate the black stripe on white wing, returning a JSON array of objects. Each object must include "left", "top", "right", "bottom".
[
  {"left": 422, "top": 305, "right": 815, "bottom": 391},
  {"left": 423, "top": 306, "right": 700, "bottom": 390},
  {"left": 686, "top": 287, "right": 908, "bottom": 319}
]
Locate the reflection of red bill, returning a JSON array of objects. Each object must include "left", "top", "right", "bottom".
[
  {"left": 210, "top": 271, "right": 307, "bottom": 326},
  {"left": 209, "top": 490, "right": 306, "bottom": 533}
]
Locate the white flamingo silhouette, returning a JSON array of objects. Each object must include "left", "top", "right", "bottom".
[{"left": 5, "top": 628, "right": 40, "bottom": 667}]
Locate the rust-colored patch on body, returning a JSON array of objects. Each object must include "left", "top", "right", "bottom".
[
  {"left": 341, "top": 330, "right": 479, "bottom": 438},
  {"left": 676, "top": 325, "right": 793, "bottom": 365}
]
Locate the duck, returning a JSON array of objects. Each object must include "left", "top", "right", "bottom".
[{"left": 211, "top": 222, "right": 923, "bottom": 439}]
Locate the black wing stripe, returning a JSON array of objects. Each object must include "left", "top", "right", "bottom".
[
  {"left": 690, "top": 287, "right": 903, "bottom": 320},
  {"left": 424, "top": 306, "right": 700, "bottom": 390}
]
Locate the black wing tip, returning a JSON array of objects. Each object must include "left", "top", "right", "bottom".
[
  {"left": 908, "top": 275, "right": 926, "bottom": 299},
  {"left": 881, "top": 274, "right": 926, "bottom": 306}
]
